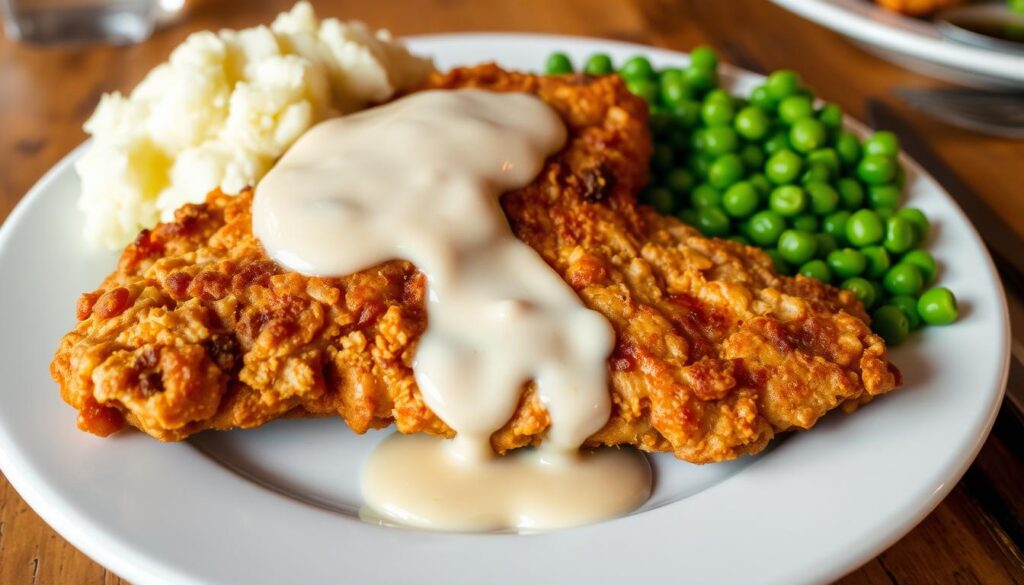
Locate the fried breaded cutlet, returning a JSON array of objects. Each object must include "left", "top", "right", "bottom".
[
  {"left": 51, "top": 64, "right": 900, "bottom": 464},
  {"left": 874, "top": 0, "right": 965, "bottom": 16}
]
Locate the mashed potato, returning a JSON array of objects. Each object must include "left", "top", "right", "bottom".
[{"left": 76, "top": 2, "right": 433, "bottom": 248}]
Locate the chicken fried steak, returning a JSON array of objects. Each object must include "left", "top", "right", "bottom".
[{"left": 52, "top": 64, "right": 899, "bottom": 464}]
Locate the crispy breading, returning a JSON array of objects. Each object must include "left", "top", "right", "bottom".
[
  {"left": 51, "top": 64, "right": 900, "bottom": 463},
  {"left": 874, "top": 0, "right": 965, "bottom": 16}
]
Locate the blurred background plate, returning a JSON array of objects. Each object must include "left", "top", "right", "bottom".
[{"left": 771, "top": 0, "right": 1024, "bottom": 88}]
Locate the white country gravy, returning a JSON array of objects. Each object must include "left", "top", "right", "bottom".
[
  {"left": 361, "top": 433, "right": 651, "bottom": 531},
  {"left": 253, "top": 89, "right": 651, "bottom": 531}
]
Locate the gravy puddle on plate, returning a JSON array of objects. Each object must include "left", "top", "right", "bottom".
[
  {"left": 253, "top": 89, "right": 652, "bottom": 531},
  {"left": 361, "top": 433, "right": 651, "bottom": 531}
]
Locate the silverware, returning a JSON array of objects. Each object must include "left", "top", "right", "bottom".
[
  {"left": 866, "top": 98, "right": 1024, "bottom": 415},
  {"left": 895, "top": 87, "right": 1024, "bottom": 139}
]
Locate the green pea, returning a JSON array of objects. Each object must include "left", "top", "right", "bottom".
[
  {"left": 660, "top": 67, "right": 684, "bottom": 86},
  {"left": 735, "top": 106, "right": 771, "bottom": 141},
  {"left": 766, "top": 149, "right": 803, "bottom": 185},
  {"left": 861, "top": 245, "right": 891, "bottom": 279},
  {"left": 748, "top": 173, "right": 772, "bottom": 196},
  {"left": 682, "top": 65, "right": 716, "bottom": 94},
  {"left": 583, "top": 53, "right": 614, "bottom": 75},
  {"left": 845, "top": 209, "right": 884, "bottom": 247},
  {"left": 728, "top": 234, "right": 751, "bottom": 246},
  {"left": 702, "top": 126, "right": 739, "bottom": 155},
  {"left": 747, "top": 210, "right": 787, "bottom": 246},
  {"left": 652, "top": 143, "right": 674, "bottom": 171},
  {"left": 650, "top": 105, "right": 670, "bottom": 121},
  {"left": 769, "top": 185, "right": 808, "bottom": 217},
  {"left": 822, "top": 210, "right": 851, "bottom": 244},
  {"left": 701, "top": 98, "right": 735, "bottom": 127},
  {"left": 883, "top": 263, "right": 924, "bottom": 297},
  {"left": 815, "top": 233, "right": 838, "bottom": 258},
  {"left": 685, "top": 152, "right": 704, "bottom": 178},
  {"left": 740, "top": 143, "right": 765, "bottom": 170},
  {"left": 763, "top": 130, "right": 791, "bottom": 155},
  {"left": 737, "top": 218, "right": 752, "bottom": 236},
  {"left": 806, "top": 182, "right": 839, "bottom": 215},
  {"left": 917, "top": 287, "right": 958, "bottom": 325},
  {"left": 620, "top": 55, "right": 655, "bottom": 80},
  {"left": 749, "top": 85, "right": 778, "bottom": 111},
  {"left": 895, "top": 208, "right": 930, "bottom": 244},
  {"left": 778, "top": 229, "right": 819, "bottom": 265},
  {"left": 671, "top": 100, "right": 702, "bottom": 129},
  {"left": 868, "top": 184, "right": 902, "bottom": 210},
  {"left": 894, "top": 164, "right": 907, "bottom": 189},
  {"left": 660, "top": 77, "right": 693, "bottom": 108},
  {"left": 800, "top": 163, "right": 831, "bottom": 185},
  {"left": 857, "top": 155, "right": 898, "bottom": 185},
  {"left": 664, "top": 168, "right": 695, "bottom": 195},
  {"left": 827, "top": 248, "right": 867, "bottom": 279},
  {"left": 843, "top": 277, "right": 878, "bottom": 309},
  {"left": 864, "top": 131, "right": 900, "bottom": 158},
  {"left": 708, "top": 154, "right": 745, "bottom": 189},
  {"left": 789, "top": 118, "right": 827, "bottom": 153},
  {"left": 626, "top": 78, "right": 659, "bottom": 103},
  {"left": 836, "top": 178, "right": 864, "bottom": 210},
  {"left": 817, "top": 103, "right": 843, "bottom": 129},
  {"left": 678, "top": 208, "right": 699, "bottom": 226},
  {"left": 806, "top": 148, "right": 840, "bottom": 176},
  {"left": 722, "top": 181, "right": 760, "bottom": 218},
  {"left": 704, "top": 88, "right": 732, "bottom": 104},
  {"left": 691, "top": 183, "right": 721, "bottom": 209},
  {"left": 696, "top": 206, "right": 731, "bottom": 237},
  {"left": 545, "top": 52, "right": 573, "bottom": 74},
  {"left": 766, "top": 70, "right": 801, "bottom": 100},
  {"left": 765, "top": 249, "right": 792, "bottom": 274},
  {"left": 835, "top": 131, "right": 861, "bottom": 168},
  {"left": 691, "top": 128, "right": 709, "bottom": 151},
  {"left": 778, "top": 95, "right": 814, "bottom": 124},
  {"left": 889, "top": 295, "right": 922, "bottom": 330},
  {"left": 792, "top": 214, "right": 819, "bottom": 233},
  {"left": 689, "top": 45, "right": 718, "bottom": 71},
  {"left": 645, "top": 186, "right": 678, "bottom": 214},
  {"left": 883, "top": 216, "right": 916, "bottom": 254},
  {"left": 900, "top": 249, "right": 937, "bottom": 284},
  {"left": 875, "top": 207, "right": 895, "bottom": 222},
  {"left": 873, "top": 305, "right": 910, "bottom": 345},
  {"left": 799, "top": 259, "right": 833, "bottom": 283}
]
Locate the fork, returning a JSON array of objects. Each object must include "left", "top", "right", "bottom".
[{"left": 895, "top": 87, "right": 1024, "bottom": 138}]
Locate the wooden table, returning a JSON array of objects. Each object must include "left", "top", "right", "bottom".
[{"left": 1, "top": 0, "right": 1022, "bottom": 582}]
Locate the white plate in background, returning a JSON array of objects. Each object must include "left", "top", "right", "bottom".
[{"left": 772, "top": 0, "right": 1024, "bottom": 88}]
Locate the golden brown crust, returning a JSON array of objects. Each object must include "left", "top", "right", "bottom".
[
  {"left": 51, "top": 64, "right": 900, "bottom": 463},
  {"left": 874, "top": 0, "right": 965, "bottom": 16}
]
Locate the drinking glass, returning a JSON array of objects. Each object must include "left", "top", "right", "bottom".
[{"left": 0, "top": 0, "right": 185, "bottom": 45}]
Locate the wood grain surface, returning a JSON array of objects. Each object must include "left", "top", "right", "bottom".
[{"left": 1, "top": 1, "right": 1022, "bottom": 583}]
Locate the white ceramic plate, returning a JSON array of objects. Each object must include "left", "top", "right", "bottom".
[
  {"left": 772, "top": 0, "right": 1024, "bottom": 88},
  {"left": 0, "top": 34, "right": 1010, "bottom": 585}
]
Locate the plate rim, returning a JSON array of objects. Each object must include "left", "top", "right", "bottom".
[
  {"left": 771, "top": 0, "right": 1024, "bottom": 84},
  {"left": 0, "top": 32, "right": 1010, "bottom": 585}
]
